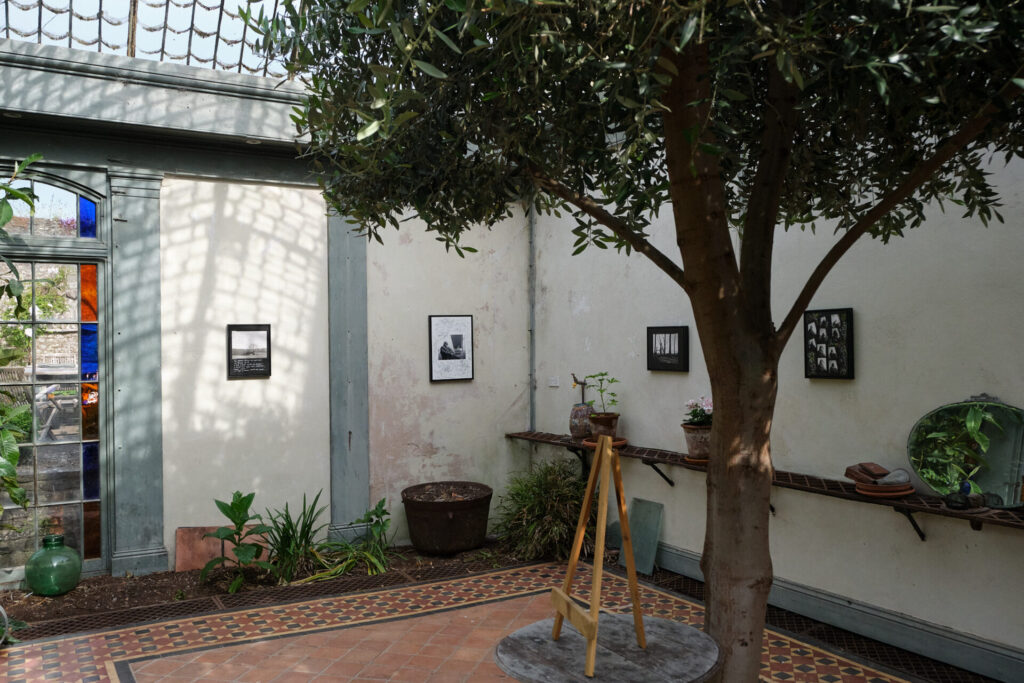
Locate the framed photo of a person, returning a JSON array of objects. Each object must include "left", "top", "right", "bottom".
[
  {"left": 803, "top": 308, "right": 853, "bottom": 379},
  {"left": 647, "top": 326, "right": 689, "bottom": 372},
  {"left": 429, "top": 315, "right": 473, "bottom": 382},
  {"left": 227, "top": 324, "right": 271, "bottom": 379}
]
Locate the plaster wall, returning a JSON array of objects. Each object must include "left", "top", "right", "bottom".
[
  {"left": 530, "top": 158, "right": 1024, "bottom": 650},
  {"left": 365, "top": 210, "right": 532, "bottom": 542},
  {"left": 159, "top": 177, "right": 330, "bottom": 565}
]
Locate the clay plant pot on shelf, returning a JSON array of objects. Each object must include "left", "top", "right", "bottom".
[
  {"left": 401, "top": 481, "right": 493, "bottom": 555},
  {"left": 682, "top": 396, "right": 713, "bottom": 463},
  {"left": 589, "top": 412, "right": 621, "bottom": 438}
]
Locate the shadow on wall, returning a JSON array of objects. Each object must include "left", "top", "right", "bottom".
[{"left": 158, "top": 178, "right": 330, "bottom": 563}]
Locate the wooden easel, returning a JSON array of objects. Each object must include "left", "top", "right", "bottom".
[{"left": 551, "top": 434, "right": 646, "bottom": 677}]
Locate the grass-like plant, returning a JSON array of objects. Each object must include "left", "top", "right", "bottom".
[
  {"left": 297, "top": 498, "right": 393, "bottom": 583},
  {"left": 495, "top": 458, "right": 595, "bottom": 561},
  {"left": 200, "top": 491, "right": 273, "bottom": 593},
  {"left": 264, "top": 490, "right": 327, "bottom": 584}
]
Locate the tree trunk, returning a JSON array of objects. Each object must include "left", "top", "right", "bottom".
[{"left": 700, "top": 343, "right": 778, "bottom": 681}]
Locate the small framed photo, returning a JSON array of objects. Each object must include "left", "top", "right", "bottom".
[
  {"left": 647, "top": 326, "right": 689, "bottom": 372},
  {"left": 227, "top": 324, "right": 271, "bottom": 379},
  {"left": 429, "top": 315, "right": 473, "bottom": 382},
  {"left": 803, "top": 308, "right": 853, "bottom": 379}
]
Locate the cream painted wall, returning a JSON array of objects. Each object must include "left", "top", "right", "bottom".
[
  {"left": 530, "top": 158, "right": 1024, "bottom": 650},
  {"left": 365, "top": 210, "right": 532, "bottom": 542},
  {"left": 159, "top": 178, "right": 330, "bottom": 565}
]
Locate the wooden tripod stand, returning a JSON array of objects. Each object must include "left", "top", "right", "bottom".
[{"left": 551, "top": 434, "right": 646, "bottom": 677}]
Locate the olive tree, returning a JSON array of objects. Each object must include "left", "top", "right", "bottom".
[{"left": 250, "top": 2, "right": 1024, "bottom": 678}]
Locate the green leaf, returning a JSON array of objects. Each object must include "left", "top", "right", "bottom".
[
  {"left": 432, "top": 26, "right": 462, "bottom": 55},
  {"left": 228, "top": 573, "right": 245, "bottom": 593},
  {"left": 1013, "top": 78, "right": 1024, "bottom": 91},
  {"left": 356, "top": 120, "right": 381, "bottom": 140},
  {"left": 233, "top": 543, "right": 262, "bottom": 564},
  {"left": 678, "top": 15, "right": 698, "bottom": 49},
  {"left": 0, "top": 201, "right": 12, "bottom": 227},
  {"left": 199, "top": 556, "right": 226, "bottom": 582},
  {"left": 205, "top": 527, "right": 237, "bottom": 541},
  {"left": 412, "top": 60, "right": 448, "bottom": 79}
]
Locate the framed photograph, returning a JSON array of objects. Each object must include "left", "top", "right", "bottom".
[
  {"left": 647, "top": 326, "right": 689, "bottom": 372},
  {"left": 226, "top": 324, "right": 271, "bottom": 379},
  {"left": 429, "top": 315, "right": 474, "bottom": 382},
  {"left": 803, "top": 308, "right": 853, "bottom": 379}
]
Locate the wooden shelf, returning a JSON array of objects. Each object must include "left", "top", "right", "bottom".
[{"left": 506, "top": 431, "right": 1024, "bottom": 537}]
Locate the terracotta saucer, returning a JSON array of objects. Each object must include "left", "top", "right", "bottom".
[
  {"left": 581, "top": 437, "right": 628, "bottom": 449},
  {"left": 855, "top": 483, "right": 914, "bottom": 498},
  {"left": 683, "top": 456, "right": 709, "bottom": 465}
]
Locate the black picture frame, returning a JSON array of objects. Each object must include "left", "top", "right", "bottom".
[
  {"left": 429, "top": 315, "right": 474, "bottom": 382},
  {"left": 647, "top": 326, "right": 689, "bottom": 372},
  {"left": 803, "top": 308, "right": 854, "bottom": 379},
  {"left": 226, "top": 324, "right": 272, "bottom": 379}
]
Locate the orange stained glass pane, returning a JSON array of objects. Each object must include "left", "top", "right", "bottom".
[
  {"left": 81, "top": 264, "right": 98, "bottom": 322},
  {"left": 82, "top": 382, "right": 99, "bottom": 441}
]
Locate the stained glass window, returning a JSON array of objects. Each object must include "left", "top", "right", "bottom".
[
  {"left": 3, "top": 180, "right": 98, "bottom": 239},
  {"left": 0, "top": 262, "right": 101, "bottom": 568}
]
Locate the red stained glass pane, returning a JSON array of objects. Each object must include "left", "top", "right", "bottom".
[
  {"left": 82, "top": 382, "right": 99, "bottom": 441},
  {"left": 81, "top": 265, "right": 98, "bottom": 322},
  {"left": 83, "top": 501, "right": 101, "bottom": 560}
]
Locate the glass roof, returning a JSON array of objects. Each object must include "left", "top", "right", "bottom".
[{"left": 1, "top": 0, "right": 284, "bottom": 77}]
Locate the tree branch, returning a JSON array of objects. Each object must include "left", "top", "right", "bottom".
[
  {"left": 740, "top": 52, "right": 800, "bottom": 336},
  {"left": 775, "top": 63, "right": 1024, "bottom": 350},
  {"left": 528, "top": 168, "right": 688, "bottom": 290}
]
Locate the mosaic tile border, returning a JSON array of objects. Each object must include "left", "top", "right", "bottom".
[{"left": 0, "top": 563, "right": 913, "bottom": 683}]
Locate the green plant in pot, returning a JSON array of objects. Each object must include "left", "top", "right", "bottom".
[
  {"left": 682, "top": 395, "right": 713, "bottom": 462},
  {"left": 585, "top": 371, "right": 620, "bottom": 437},
  {"left": 909, "top": 403, "right": 1001, "bottom": 496}
]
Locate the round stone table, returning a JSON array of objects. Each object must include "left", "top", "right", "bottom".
[{"left": 495, "top": 614, "right": 720, "bottom": 682}]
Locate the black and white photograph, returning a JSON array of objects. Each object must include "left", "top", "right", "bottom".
[
  {"left": 227, "top": 324, "right": 271, "bottom": 378},
  {"left": 429, "top": 315, "right": 474, "bottom": 382},
  {"left": 803, "top": 308, "right": 854, "bottom": 379},
  {"left": 647, "top": 326, "right": 689, "bottom": 372}
]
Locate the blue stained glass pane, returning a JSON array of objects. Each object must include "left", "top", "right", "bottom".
[
  {"left": 79, "top": 197, "right": 97, "bottom": 238},
  {"left": 83, "top": 442, "right": 100, "bottom": 500},
  {"left": 81, "top": 323, "right": 98, "bottom": 380}
]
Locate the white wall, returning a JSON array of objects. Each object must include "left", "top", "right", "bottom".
[
  {"left": 159, "top": 178, "right": 331, "bottom": 564},
  {"left": 365, "top": 210, "right": 532, "bottom": 542},
  {"left": 530, "top": 158, "right": 1024, "bottom": 650}
]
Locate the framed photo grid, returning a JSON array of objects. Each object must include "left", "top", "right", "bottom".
[
  {"left": 226, "top": 324, "right": 271, "bottom": 379},
  {"left": 429, "top": 315, "right": 473, "bottom": 382},
  {"left": 647, "top": 326, "right": 689, "bottom": 372},
  {"left": 803, "top": 308, "right": 854, "bottom": 379}
]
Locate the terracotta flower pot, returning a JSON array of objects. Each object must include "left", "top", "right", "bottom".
[
  {"left": 589, "top": 412, "right": 620, "bottom": 438},
  {"left": 682, "top": 423, "right": 711, "bottom": 461}
]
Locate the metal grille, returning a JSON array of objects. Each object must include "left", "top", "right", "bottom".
[{"left": 1, "top": 0, "right": 285, "bottom": 77}]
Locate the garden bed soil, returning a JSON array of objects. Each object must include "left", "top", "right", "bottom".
[
  {"left": 1, "top": 543, "right": 518, "bottom": 627},
  {"left": 401, "top": 481, "right": 492, "bottom": 503}
]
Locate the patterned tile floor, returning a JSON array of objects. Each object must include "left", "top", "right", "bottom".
[{"left": 0, "top": 563, "right": 919, "bottom": 683}]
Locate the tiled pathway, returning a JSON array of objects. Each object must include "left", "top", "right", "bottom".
[{"left": 1, "top": 563, "right": 915, "bottom": 682}]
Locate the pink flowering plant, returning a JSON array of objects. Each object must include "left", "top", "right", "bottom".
[{"left": 684, "top": 396, "right": 713, "bottom": 426}]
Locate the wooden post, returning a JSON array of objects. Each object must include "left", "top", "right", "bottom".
[{"left": 550, "top": 434, "right": 646, "bottom": 677}]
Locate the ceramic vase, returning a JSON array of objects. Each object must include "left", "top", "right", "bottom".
[
  {"left": 682, "top": 424, "right": 712, "bottom": 460},
  {"left": 25, "top": 535, "right": 82, "bottom": 596},
  {"left": 569, "top": 403, "right": 594, "bottom": 439}
]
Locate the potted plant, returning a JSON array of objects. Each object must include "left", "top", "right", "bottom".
[
  {"left": 584, "top": 371, "right": 620, "bottom": 437},
  {"left": 401, "top": 481, "right": 493, "bottom": 555},
  {"left": 682, "top": 395, "right": 713, "bottom": 462},
  {"left": 909, "top": 402, "right": 1003, "bottom": 496}
]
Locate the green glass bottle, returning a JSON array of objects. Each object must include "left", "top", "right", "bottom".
[{"left": 25, "top": 535, "right": 82, "bottom": 596}]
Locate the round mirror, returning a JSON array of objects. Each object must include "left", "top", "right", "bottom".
[{"left": 908, "top": 398, "right": 1024, "bottom": 507}]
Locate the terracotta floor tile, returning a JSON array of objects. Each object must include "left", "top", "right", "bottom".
[
  {"left": 134, "top": 657, "right": 188, "bottom": 675},
  {"left": 200, "top": 662, "right": 256, "bottom": 681},
  {"left": 268, "top": 672, "right": 317, "bottom": 683},
  {"left": 389, "top": 665, "right": 434, "bottom": 683},
  {"left": 405, "top": 654, "right": 445, "bottom": 671},
  {"left": 290, "top": 656, "right": 333, "bottom": 674},
  {"left": 319, "top": 658, "right": 370, "bottom": 678}
]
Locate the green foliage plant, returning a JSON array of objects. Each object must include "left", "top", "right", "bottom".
[
  {"left": 200, "top": 491, "right": 273, "bottom": 593},
  {"left": 264, "top": 490, "right": 328, "bottom": 584},
  {"left": 0, "top": 394, "right": 30, "bottom": 529},
  {"left": 495, "top": 458, "right": 595, "bottom": 562},
  {"left": 584, "top": 371, "right": 619, "bottom": 414},
  {"left": 296, "top": 498, "right": 393, "bottom": 583},
  {"left": 910, "top": 404, "right": 1003, "bottom": 495},
  {"left": 0, "top": 155, "right": 40, "bottom": 316}
]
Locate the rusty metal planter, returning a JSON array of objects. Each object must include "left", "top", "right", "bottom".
[{"left": 401, "top": 481, "right": 493, "bottom": 555}]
